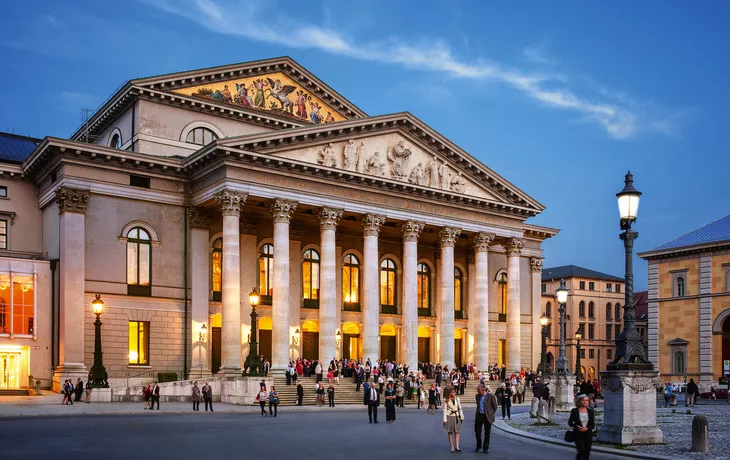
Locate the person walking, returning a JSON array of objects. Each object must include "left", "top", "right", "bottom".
[
  {"left": 663, "top": 382, "right": 674, "bottom": 407},
  {"left": 191, "top": 381, "right": 201, "bottom": 411},
  {"left": 365, "top": 383, "right": 380, "bottom": 424},
  {"left": 474, "top": 385, "right": 498, "bottom": 453},
  {"left": 686, "top": 378, "right": 699, "bottom": 407},
  {"left": 258, "top": 386, "right": 268, "bottom": 417},
  {"left": 497, "top": 382, "right": 512, "bottom": 420},
  {"left": 202, "top": 381, "right": 214, "bottom": 412},
  {"left": 296, "top": 382, "right": 304, "bottom": 406},
  {"left": 142, "top": 384, "right": 151, "bottom": 410},
  {"left": 85, "top": 379, "right": 92, "bottom": 403},
  {"left": 568, "top": 394, "right": 595, "bottom": 460},
  {"left": 268, "top": 386, "right": 279, "bottom": 417},
  {"left": 61, "top": 380, "right": 69, "bottom": 405},
  {"left": 428, "top": 383, "right": 437, "bottom": 414},
  {"left": 385, "top": 382, "right": 397, "bottom": 423},
  {"left": 150, "top": 382, "right": 160, "bottom": 410},
  {"left": 327, "top": 383, "right": 336, "bottom": 407},
  {"left": 443, "top": 390, "right": 464, "bottom": 453}
]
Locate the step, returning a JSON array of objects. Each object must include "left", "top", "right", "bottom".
[{"left": 0, "top": 389, "right": 30, "bottom": 396}]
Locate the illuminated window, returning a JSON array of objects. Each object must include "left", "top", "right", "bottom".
[
  {"left": 380, "top": 259, "right": 397, "bottom": 312},
  {"left": 185, "top": 127, "right": 218, "bottom": 145},
  {"left": 211, "top": 238, "right": 222, "bottom": 301},
  {"left": 454, "top": 267, "right": 463, "bottom": 316},
  {"left": 126, "top": 227, "right": 151, "bottom": 296},
  {"left": 0, "top": 273, "right": 34, "bottom": 335},
  {"left": 128, "top": 321, "right": 149, "bottom": 365},
  {"left": 302, "top": 249, "right": 320, "bottom": 308},
  {"left": 0, "top": 219, "right": 7, "bottom": 249},
  {"left": 259, "top": 244, "right": 273, "bottom": 304},
  {"left": 342, "top": 254, "right": 360, "bottom": 309},
  {"left": 417, "top": 263, "right": 431, "bottom": 314},
  {"left": 498, "top": 273, "right": 507, "bottom": 317}
]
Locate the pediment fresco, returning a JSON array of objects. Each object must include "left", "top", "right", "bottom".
[
  {"left": 171, "top": 72, "right": 347, "bottom": 124},
  {"left": 272, "top": 133, "right": 498, "bottom": 200}
]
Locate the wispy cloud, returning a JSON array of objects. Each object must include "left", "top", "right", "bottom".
[
  {"left": 522, "top": 40, "right": 556, "bottom": 66},
  {"left": 142, "top": 0, "right": 688, "bottom": 140}
]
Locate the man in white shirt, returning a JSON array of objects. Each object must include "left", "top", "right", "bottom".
[{"left": 365, "top": 385, "right": 380, "bottom": 423}]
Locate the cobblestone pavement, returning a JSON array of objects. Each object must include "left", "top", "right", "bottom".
[{"left": 505, "top": 405, "right": 730, "bottom": 460}]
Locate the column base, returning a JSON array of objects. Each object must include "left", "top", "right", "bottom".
[
  {"left": 188, "top": 369, "right": 214, "bottom": 380},
  {"left": 598, "top": 369, "right": 663, "bottom": 445},
  {"left": 52, "top": 364, "right": 88, "bottom": 393},
  {"left": 547, "top": 371, "right": 575, "bottom": 412}
]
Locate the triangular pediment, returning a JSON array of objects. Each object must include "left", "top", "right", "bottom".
[
  {"left": 667, "top": 338, "right": 689, "bottom": 346},
  {"left": 214, "top": 113, "right": 544, "bottom": 213}
]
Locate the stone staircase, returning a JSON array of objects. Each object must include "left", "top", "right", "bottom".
[{"left": 0, "top": 388, "right": 31, "bottom": 396}]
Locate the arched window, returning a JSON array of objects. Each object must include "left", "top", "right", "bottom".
[
  {"left": 109, "top": 132, "right": 122, "bottom": 149},
  {"left": 417, "top": 263, "right": 431, "bottom": 315},
  {"left": 380, "top": 259, "right": 397, "bottom": 314},
  {"left": 185, "top": 127, "right": 218, "bottom": 145},
  {"left": 498, "top": 273, "right": 507, "bottom": 320},
  {"left": 342, "top": 254, "right": 360, "bottom": 311},
  {"left": 302, "top": 249, "right": 320, "bottom": 308},
  {"left": 545, "top": 302, "right": 552, "bottom": 318},
  {"left": 615, "top": 304, "right": 621, "bottom": 322},
  {"left": 606, "top": 303, "right": 613, "bottom": 321},
  {"left": 211, "top": 238, "right": 222, "bottom": 301},
  {"left": 126, "top": 227, "right": 151, "bottom": 296},
  {"left": 673, "top": 351, "right": 686, "bottom": 374},
  {"left": 259, "top": 244, "right": 273, "bottom": 305},
  {"left": 676, "top": 277, "right": 685, "bottom": 297},
  {"left": 588, "top": 301, "right": 595, "bottom": 319},
  {"left": 454, "top": 267, "right": 464, "bottom": 318},
  {"left": 579, "top": 301, "right": 586, "bottom": 318}
]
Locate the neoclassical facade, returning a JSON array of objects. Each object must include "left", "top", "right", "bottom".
[{"left": 7, "top": 57, "right": 558, "bottom": 389}]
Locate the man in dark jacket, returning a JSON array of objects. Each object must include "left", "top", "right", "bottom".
[
  {"left": 364, "top": 385, "right": 380, "bottom": 423},
  {"left": 296, "top": 382, "right": 304, "bottom": 406},
  {"left": 202, "top": 381, "right": 214, "bottom": 412},
  {"left": 686, "top": 378, "right": 699, "bottom": 407},
  {"left": 474, "top": 385, "right": 498, "bottom": 453}
]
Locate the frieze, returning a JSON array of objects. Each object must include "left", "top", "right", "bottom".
[
  {"left": 601, "top": 375, "right": 662, "bottom": 394},
  {"left": 56, "top": 187, "right": 89, "bottom": 215}
]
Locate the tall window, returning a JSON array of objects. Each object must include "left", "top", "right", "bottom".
[
  {"left": 342, "top": 254, "right": 360, "bottom": 310},
  {"left": 675, "top": 277, "right": 685, "bottom": 297},
  {"left": 541, "top": 283, "right": 546, "bottom": 294},
  {"left": 302, "top": 249, "right": 320, "bottom": 308},
  {"left": 0, "top": 219, "right": 7, "bottom": 249},
  {"left": 673, "top": 351, "right": 685, "bottom": 374},
  {"left": 588, "top": 301, "right": 595, "bottom": 319},
  {"left": 588, "top": 323, "right": 595, "bottom": 340},
  {"left": 126, "top": 227, "right": 151, "bottom": 296},
  {"left": 579, "top": 281, "right": 585, "bottom": 290},
  {"left": 589, "top": 281, "right": 595, "bottom": 291},
  {"left": 185, "top": 127, "right": 218, "bottom": 145},
  {"left": 0, "top": 274, "right": 34, "bottom": 335},
  {"left": 606, "top": 324, "right": 612, "bottom": 340},
  {"left": 109, "top": 132, "right": 122, "bottom": 149},
  {"left": 579, "top": 301, "right": 585, "bottom": 318},
  {"left": 615, "top": 324, "right": 620, "bottom": 339},
  {"left": 128, "top": 321, "right": 149, "bottom": 365},
  {"left": 546, "top": 302, "right": 552, "bottom": 318},
  {"left": 417, "top": 263, "right": 431, "bottom": 314},
  {"left": 380, "top": 259, "right": 397, "bottom": 313},
  {"left": 606, "top": 284, "right": 612, "bottom": 292},
  {"left": 498, "top": 273, "right": 508, "bottom": 319},
  {"left": 259, "top": 244, "right": 274, "bottom": 304},
  {"left": 616, "top": 284, "right": 621, "bottom": 293},
  {"left": 211, "top": 238, "right": 222, "bottom": 301},
  {"left": 615, "top": 304, "right": 621, "bottom": 322},
  {"left": 454, "top": 267, "right": 463, "bottom": 318},
  {"left": 606, "top": 303, "right": 612, "bottom": 321}
]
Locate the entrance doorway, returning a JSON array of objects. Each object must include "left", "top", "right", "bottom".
[
  {"left": 0, "top": 351, "right": 21, "bottom": 389},
  {"left": 418, "top": 337, "right": 431, "bottom": 363},
  {"left": 380, "top": 336, "right": 396, "bottom": 362},
  {"left": 211, "top": 327, "right": 221, "bottom": 374},
  {"left": 302, "top": 331, "right": 319, "bottom": 360},
  {"left": 259, "top": 330, "right": 272, "bottom": 362},
  {"left": 498, "top": 339, "right": 506, "bottom": 367},
  {"left": 454, "top": 338, "right": 463, "bottom": 367},
  {"left": 343, "top": 334, "right": 360, "bottom": 360}
]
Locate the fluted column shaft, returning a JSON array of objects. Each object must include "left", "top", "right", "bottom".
[
  {"left": 216, "top": 191, "right": 246, "bottom": 374},
  {"left": 472, "top": 233, "right": 494, "bottom": 371},
  {"left": 506, "top": 238, "right": 524, "bottom": 374},
  {"left": 439, "top": 227, "right": 461, "bottom": 370},
  {"left": 319, "top": 207, "right": 343, "bottom": 365},
  {"left": 401, "top": 221, "right": 424, "bottom": 373},
  {"left": 271, "top": 200, "right": 297, "bottom": 370},
  {"left": 362, "top": 214, "right": 385, "bottom": 363}
]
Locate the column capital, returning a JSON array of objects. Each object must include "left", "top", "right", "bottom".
[
  {"left": 438, "top": 227, "right": 462, "bottom": 248},
  {"left": 401, "top": 221, "right": 425, "bottom": 243},
  {"left": 215, "top": 190, "right": 247, "bottom": 217},
  {"left": 360, "top": 214, "right": 385, "bottom": 237},
  {"left": 470, "top": 232, "right": 495, "bottom": 253},
  {"left": 270, "top": 199, "right": 298, "bottom": 224},
  {"left": 189, "top": 208, "right": 210, "bottom": 229},
  {"left": 318, "top": 206, "right": 344, "bottom": 230},
  {"left": 505, "top": 238, "right": 525, "bottom": 257},
  {"left": 530, "top": 257, "right": 544, "bottom": 273},
  {"left": 56, "top": 187, "right": 89, "bottom": 215}
]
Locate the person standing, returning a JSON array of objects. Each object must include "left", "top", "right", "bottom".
[
  {"left": 327, "top": 383, "right": 335, "bottom": 407},
  {"left": 428, "top": 383, "right": 437, "bottom": 414},
  {"left": 268, "top": 386, "right": 279, "bottom": 417},
  {"left": 85, "top": 379, "right": 92, "bottom": 403},
  {"left": 686, "top": 378, "right": 699, "bottom": 407},
  {"left": 385, "top": 382, "right": 396, "bottom": 423},
  {"left": 365, "top": 384, "right": 380, "bottom": 424},
  {"left": 442, "top": 390, "right": 464, "bottom": 453},
  {"left": 315, "top": 381, "right": 325, "bottom": 407},
  {"left": 315, "top": 361, "right": 323, "bottom": 383},
  {"left": 191, "top": 382, "right": 201, "bottom": 411},
  {"left": 498, "top": 383, "right": 512, "bottom": 420},
  {"left": 474, "top": 385, "right": 498, "bottom": 453},
  {"left": 285, "top": 362, "right": 292, "bottom": 386},
  {"left": 663, "top": 382, "right": 674, "bottom": 407},
  {"left": 74, "top": 378, "right": 84, "bottom": 402},
  {"left": 396, "top": 383, "right": 404, "bottom": 408},
  {"left": 568, "top": 394, "right": 595, "bottom": 460},
  {"left": 516, "top": 379, "right": 526, "bottom": 404},
  {"left": 150, "top": 382, "right": 160, "bottom": 410},
  {"left": 202, "top": 381, "right": 214, "bottom": 412},
  {"left": 258, "top": 386, "right": 268, "bottom": 417},
  {"left": 296, "top": 382, "right": 304, "bottom": 406}
]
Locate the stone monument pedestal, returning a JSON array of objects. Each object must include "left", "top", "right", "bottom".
[
  {"left": 548, "top": 371, "right": 575, "bottom": 412},
  {"left": 598, "top": 369, "right": 663, "bottom": 445},
  {"left": 89, "top": 387, "right": 112, "bottom": 403}
]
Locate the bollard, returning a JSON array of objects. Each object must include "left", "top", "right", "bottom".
[
  {"left": 691, "top": 415, "right": 709, "bottom": 453},
  {"left": 548, "top": 395, "right": 556, "bottom": 414},
  {"left": 35, "top": 380, "right": 41, "bottom": 396},
  {"left": 536, "top": 399, "right": 550, "bottom": 424}
]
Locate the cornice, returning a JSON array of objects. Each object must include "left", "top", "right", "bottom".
[
  {"left": 69, "top": 82, "right": 136, "bottom": 141},
  {"left": 523, "top": 223, "right": 560, "bottom": 241},
  {"left": 639, "top": 241, "right": 730, "bottom": 261}
]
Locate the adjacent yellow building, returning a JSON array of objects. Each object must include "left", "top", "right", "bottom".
[{"left": 638, "top": 213, "right": 730, "bottom": 388}]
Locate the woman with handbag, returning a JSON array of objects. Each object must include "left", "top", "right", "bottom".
[
  {"left": 258, "top": 387, "right": 268, "bottom": 417},
  {"left": 568, "top": 394, "right": 595, "bottom": 460},
  {"left": 268, "top": 386, "right": 279, "bottom": 417},
  {"left": 442, "top": 390, "right": 464, "bottom": 453}
]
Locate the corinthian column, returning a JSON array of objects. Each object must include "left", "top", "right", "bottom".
[
  {"left": 439, "top": 227, "right": 461, "bottom": 370},
  {"left": 401, "top": 221, "right": 424, "bottom": 373},
  {"left": 53, "top": 187, "right": 90, "bottom": 391},
  {"left": 271, "top": 199, "right": 297, "bottom": 371},
  {"left": 215, "top": 190, "right": 246, "bottom": 374},
  {"left": 472, "top": 232, "right": 494, "bottom": 371},
  {"left": 530, "top": 257, "right": 544, "bottom": 372},
  {"left": 319, "top": 207, "right": 343, "bottom": 364},
  {"left": 189, "top": 208, "right": 211, "bottom": 378},
  {"left": 506, "top": 238, "right": 524, "bottom": 374},
  {"left": 361, "top": 214, "right": 385, "bottom": 363}
]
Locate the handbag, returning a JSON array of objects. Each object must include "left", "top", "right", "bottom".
[{"left": 564, "top": 430, "right": 575, "bottom": 442}]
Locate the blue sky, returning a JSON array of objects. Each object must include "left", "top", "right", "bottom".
[{"left": 2, "top": 1, "right": 729, "bottom": 290}]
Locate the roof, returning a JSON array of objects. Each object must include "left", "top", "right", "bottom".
[
  {"left": 650, "top": 213, "right": 730, "bottom": 251},
  {"left": 633, "top": 291, "right": 648, "bottom": 320},
  {"left": 0, "top": 132, "right": 40, "bottom": 163},
  {"left": 541, "top": 265, "right": 624, "bottom": 282}
]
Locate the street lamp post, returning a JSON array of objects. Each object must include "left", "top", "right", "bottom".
[
  {"left": 555, "top": 279, "right": 569, "bottom": 373},
  {"left": 539, "top": 314, "right": 549, "bottom": 376},
  {"left": 245, "top": 287, "right": 263, "bottom": 376},
  {"left": 89, "top": 295, "right": 109, "bottom": 388},
  {"left": 575, "top": 329, "right": 583, "bottom": 382}
]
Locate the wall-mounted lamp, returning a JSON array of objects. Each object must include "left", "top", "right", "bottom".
[
  {"left": 199, "top": 323, "right": 208, "bottom": 342},
  {"left": 335, "top": 330, "right": 342, "bottom": 347},
  {"left": 292, "top": 328, "right": 301, "bottom": 345}
]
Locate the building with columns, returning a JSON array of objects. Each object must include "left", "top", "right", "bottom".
[{"left": 2, "top": 57, "right": 558, "bottom": 390}]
